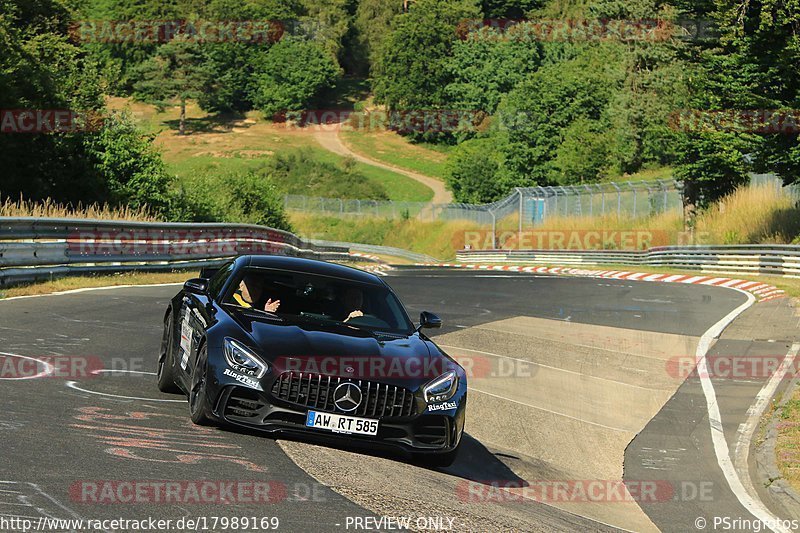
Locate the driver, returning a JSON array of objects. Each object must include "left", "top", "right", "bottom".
[
  {"left": 342, "top": 287, "right": 364, "bottom": 322},
  {"left": 233, "top": 274, "right": 281, "bottom": 313}
]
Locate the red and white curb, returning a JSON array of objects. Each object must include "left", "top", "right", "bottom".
[
  {"left": 415, "top": 263, "right": 785, "bottom": 303},
  {"left": 350, "top": 252, "right": 383, "bottom": 262},
  {"left": 359, "top": 263, "right": 394, "bottom": 276}
]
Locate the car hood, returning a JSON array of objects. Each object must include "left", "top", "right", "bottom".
[{"left": 226, "top": 309, "right": 451, "bottom": 384}]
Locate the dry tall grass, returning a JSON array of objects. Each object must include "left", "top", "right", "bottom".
[
  {"left": 292, "top": 184, "right": 800, "bottom": 259},
  {"left": 694, "top": 184, "right": 800, "bottom": 244},
  {"left": 0, "top": 196, "right": 158, "bottom": 221}
]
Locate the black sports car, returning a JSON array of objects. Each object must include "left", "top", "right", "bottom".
[{"left": 158, "top": 255, "right": 466, "bottom": 466}]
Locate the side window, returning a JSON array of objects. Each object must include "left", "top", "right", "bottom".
[{"left": 208, "top": 262, "right": 234, "bottom": 299}]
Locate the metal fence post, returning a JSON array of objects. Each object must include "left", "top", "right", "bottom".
[
  {"left": 600, "top": 184, "right": 605, "bottom": 215},
  {"left": 585, "top": 184, "right": 593, "bottom": 217},
  {"left": 611, "top": 182, "right": 621, "bottom": 218}
]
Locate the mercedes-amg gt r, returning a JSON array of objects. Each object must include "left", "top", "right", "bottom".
[{"left": 158, "top": 255, "right": 466, "bottom": 466}]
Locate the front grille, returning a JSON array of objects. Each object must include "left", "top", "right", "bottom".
[{"left": 271, "top": 372, "right": 416, "bottom": 419}]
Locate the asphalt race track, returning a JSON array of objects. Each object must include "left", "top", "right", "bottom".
[{"left": 0, "top": 267, "right": 794, "bottom": 532}]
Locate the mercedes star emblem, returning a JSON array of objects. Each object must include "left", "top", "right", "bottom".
[{"left": 333, "top": 382, "right": 363, "bottom": 412}]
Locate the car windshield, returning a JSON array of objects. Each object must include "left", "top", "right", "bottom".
[{"left": 223, "top": 268, "right": 414, "bottom": 336}]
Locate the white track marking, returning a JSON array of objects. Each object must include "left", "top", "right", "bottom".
[
  {"left": 733, "top": 342, "right": 800, "bottom": 513},
  {"left": 92, "top": 369, "right": 156, "bottom": 376},
  {"left": 695, "top": 289, "right": 791, "bottom": 533},
  {"left": 0, "top": 352, "right": 55, "bottom": 380},
  {"left": 438, "top": 344, "right": 658, "bottom": 391},
  {"left": 468, "top": 388, "right": 631, "bottom": 433},
  {"left": 0, "top": 283, "right": 183, "bottom": 303},
  {"left": 66, "top": 376, "right": 185, "bottom": 403}
]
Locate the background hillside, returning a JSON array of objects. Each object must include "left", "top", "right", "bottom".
[{"left": 2, "top": 0, "right": 799, "bottom": 240}]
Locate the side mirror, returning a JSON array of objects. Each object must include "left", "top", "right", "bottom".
[
  {"left": 419, "top": 311, "right": 442, "bottom": 330},
  {"left": 184, "top": 278, "right": 209, "bottom": 294}
]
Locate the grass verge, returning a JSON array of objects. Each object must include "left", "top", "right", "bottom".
[
  {"left": 775, "top": 380, "right": 800, "bottom": 494},
  {"left": 0, "top": 259, "right": 378, "bottom": 299},
  {"left": 0, "top": 271, "right": 195, "bottom": 299},
  {"left": 1, "top": 196, "right": 157, "bottom": 221}
]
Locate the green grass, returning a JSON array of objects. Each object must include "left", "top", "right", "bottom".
[
  {"left": 307, "top": 148, "right": 433, "bottom": 202},
  {"left": 107, "top": 97, "right": 434, "bottom": 202},
  {"left": 340, "top": 129, "right": 452, "bottom": 180},
  {"left": 607, "top": 166, "right": 674, "bottom": 183}
]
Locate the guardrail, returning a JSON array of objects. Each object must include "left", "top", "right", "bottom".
[
  {"left": 309, "top": 239, "right": 439, "bottom": 264},
  {"left": 0, "top": 218, "right": 377, "bottom": 287},
  {"left": 456, "top": 245, "right": 800, "bottom": 277}
]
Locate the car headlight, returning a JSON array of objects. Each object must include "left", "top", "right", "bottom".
[
  {"left": 423, "top": 371, "right": 459, "bottom": 403},
  {"left": 224, "top": 338, "right": 269, "bottom": 379}
]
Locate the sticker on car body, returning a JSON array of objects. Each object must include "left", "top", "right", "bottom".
[{"left": 180, "top": 310, "right": 192, "bottom": 370}]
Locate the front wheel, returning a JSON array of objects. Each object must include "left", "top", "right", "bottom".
[
  {"left": 157, "top": 313, "right": 180, "bottom": 393},
  {"left": 189, "top": 345, "right": 214, "bottom": 426}
]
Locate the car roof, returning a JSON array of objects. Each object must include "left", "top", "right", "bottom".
[{"left": 239, "top": 255, "right": 385, "bottom": 286}]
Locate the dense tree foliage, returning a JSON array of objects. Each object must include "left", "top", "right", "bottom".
[
  {"left": 250, "top": 38, "right": 341, "bottom": 115},
  {"left": 133, "top": 38, "right": 209, "bottom": 135},
  {"left": 5, "top": 0, "right": 800, "bottom": 221},
  {"left": 0, "top": 0, "right": 171, "bottom": 208}
]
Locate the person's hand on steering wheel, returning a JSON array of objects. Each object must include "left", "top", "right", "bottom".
[
  {"left": 265, "top": 298, "right": 281, "bottom": 313},
  {"left": 344, "top": 310, "right": 363, "bottom": 322}
]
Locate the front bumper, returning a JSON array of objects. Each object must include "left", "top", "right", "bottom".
[{"left": 212, "top": 385, "right": 465, "bottom": 455}]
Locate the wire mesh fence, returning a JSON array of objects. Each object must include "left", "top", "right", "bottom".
[
  {"left": 750, "top": 173, "right": 800, "bottom": 201},
  {"left": 285, "top": 179, "right": 683, "bottom": 226}
]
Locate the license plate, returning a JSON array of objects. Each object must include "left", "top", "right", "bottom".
[{"left": 305, "top": 411, "right": 379, "bottom": 436}]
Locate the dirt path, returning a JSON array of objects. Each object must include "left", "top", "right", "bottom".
[{"left": 313, "top": 129, "right": 453, "bottom": 204}]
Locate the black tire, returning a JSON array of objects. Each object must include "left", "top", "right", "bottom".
[
  {"left": 189, "top": 344, "right": 214, "bottom": 426},
  {"left": 157, "top": 313, "right": 181, "bottom": 393},
  {"left": 414, "top": 442, "right": 461, "bottom": 468}
]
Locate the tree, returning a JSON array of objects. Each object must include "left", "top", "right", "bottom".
[
  {"left": 83, "top": 112, "right": 172, "bottom": 213},
  {"left": 134, "top": 37, "right": 209, "bottom": 135},
  {"left": 480, "top": 0, "right": 541, "bottom": 18},
  {"left": 250, "top": 37, "right": 340, "bottom": 116},
  {"left": 445, "top": 137, "right": 504, "bottom": 202},
  {"left": 553, "top": 118, "right": 612, "bottom": 184},
  {"left": 493, "top": 43, "right": 626, "bottom": 186},
  {"left": 373, "top": 0, "right": 481, "bottom": 110},
  {"left": 352, "top": 0, "right": 401, "bottom": 74},
  {"left": 444, "top": 25, "right": 542, "bottom": 115}
]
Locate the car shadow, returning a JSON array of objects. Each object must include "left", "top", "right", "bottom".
[
  {"left": 441, "top": 434, "right": 528, "bottom": 487},
  {"left": 217, "top": 424, "right": 526, "bottom": 487}
]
